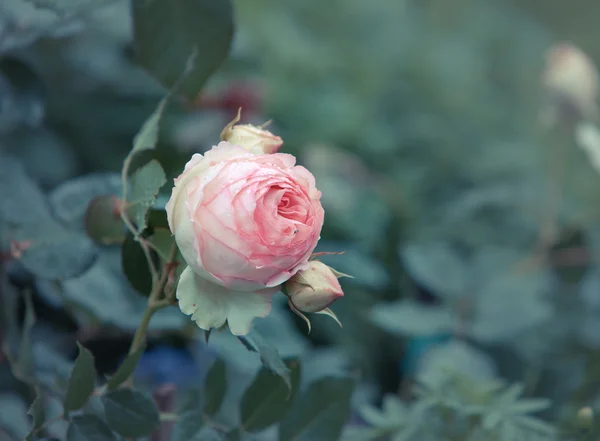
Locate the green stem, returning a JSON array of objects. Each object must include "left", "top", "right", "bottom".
[
  {"left": 127, "top": 289, "right": 170, "bottom": 356},
  {"left": 129, "top": 302, "right": 158, "bottom": 356},
  {"left": 127, "top": 243, "right": 178, "bottom": 356}
]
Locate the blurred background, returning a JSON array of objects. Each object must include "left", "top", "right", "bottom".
[{"left": 3, "top": 0, "right": 600, "bottom": 439}]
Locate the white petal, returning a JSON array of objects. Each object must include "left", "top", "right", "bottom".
[
  {"left": 172, "top": 200, "right": 223, "bottom": 286},
  {"left": 176, "top": 266, "right": 276, "bottom": 336}
]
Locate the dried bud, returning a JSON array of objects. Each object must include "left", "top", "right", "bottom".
[
  {"left": 286, "top": 261, "right": 344, "bottom": 313},
  {"left": 220, "top": 108, "right": 283, "bottom": 154},
  {"left": 543, "top": 43, "right": 599, "bottom": 121}
]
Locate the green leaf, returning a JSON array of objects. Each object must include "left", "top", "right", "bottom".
[
  {"left": 279, "top": 377, "right": 355, "bottom": 441},
  {"left": 64, "top": 343, "right": 97, "bottom": 416},
  {"left": 358, "top": 395, "right": 408, "bottom": 430},
  {"left": 170, "top": 410, "right": 202, "bottom": 439},
  {"left": 203, "top": 358, "right": 227, "bottom": 416},
  {"left": 66, "top": 415, "right": 117, "bottom": 441},
  {"left": 1, "top": 282, "right": 20, "bottom": 360},
  {"left": 0, "top": 156, "right": 97, "bottom": 279},
  {"left": 127, "top": 159, "right": 167, "bottom": 233},
  {"left": 238, "top": 331, "right": 292, "bottom": 390},
  {"left": 84, "top": 195, "right": 126, "bottom": 245},
  {"left": 122, "top": 231, "right": 155, "bottom": 296},
  {"left": 498, "top": 421, "right": 519, "bottom": 441},
  {"left": 240, "top": 358, "right": 301, "bottom": 432},
  {"left": 171, "top": 410, "right": 218, "bottom": 441},
  {"left": 132, "top": 0, "right": 234, "bottom": 100},
  {"left": 400, "top": 242, "right": 467, "bottom": 299},
  {"left": 147, "top": 228, "right": 185, "bottom": 280},
  {"left": 370, "top": 300, "right": 456, "bottom": 336},
  {"left": 418, "top": 340, "right": 496, "bottom": 383},
  {"left": 225, "top": 427, "right": 243, "bottom": 441},
  {"left": 199, "top": 427, "right": 226, "bottom": 441},
  {"left": 515, "top": 415, "right": 556, "bottom": 436},
  {"left": 25, "top": 389, "right": 46, "bottom": 441},
  {"left": 148, "top": 228, "right": 174, "bottom": 261},
  {"left": 19, "top": 233, "right": 97, "bottom": 280},
  {"left": 341, "top": 426, "right": 390, "bottom": 441},
  {"left": 16, "top": 290, "right": 36, "bottom": 383},
  {"left": 49, "top": 173, "right": 122, "bottom": 231},
  {"left": 63, "top": 247, "right": 184, "bottom": 331},
  {"left": 176, "top": 385, "right": 203, "bottom": 414},
  {"left": 106, "top": 345, "right": 147, "bottom": 391},
  {"left": 0, "top": 57, "right": 45, "bottom": 129},
  {"left": 28, "top": 389, "right": 46, "bottom": 431},
  {"left": 124, "top": 96, "right": 169, "bottom": 165},
  {"left": 44, "top": 396, "right": 69, "bottom": 440},
  {"left": 103, "top": 389, "right": 160, "bottom": 437},
  {"left": 0, "top": 394, "right": 30, "bottom": 441},
  {"left": 172, "top": 424, "right": 224, "bottom": 441},
  {"left": 511, "top": 399, "right": 552, "bottom": 414},
  {"left": 469, "top": 267, "right": 553, "bottom": 343}
]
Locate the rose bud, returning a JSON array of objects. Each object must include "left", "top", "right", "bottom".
[
  {"left": 543, "top": 43, "right": 599, "bottom": 121},
  {"left": 286, "top": 261, "right": 344, "bottom": 313},
  {"left": 224, "top": 123, "right": 283, "bottom": 154},
  {"left": 166, "top": 141, "right": 324, "bottom": 335},
  {"left": 220, "top": 108, "right": 283, "bottom": 154}
]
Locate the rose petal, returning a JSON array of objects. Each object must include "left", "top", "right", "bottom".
[
  {"left": 176, "top": 266, "right": 276, "bottom": 335},
  {"left": 174, "top": 153, "right": 203, "bottom": 184},
  {"left": 290, "top": 165, "right": 321, "bottom": 200},
  {"left": 198, "top": 226, "right": 285, "bottom": 290},
  {"left": 204, "top": 141, "right": 254, "bottom": 164},
  {"left": 253, "top": 152, "right": 297, "bottom": 169}
]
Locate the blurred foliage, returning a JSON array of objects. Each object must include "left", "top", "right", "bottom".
[{"left": 2, "top": 0, "right": 600, "bottom": 439}]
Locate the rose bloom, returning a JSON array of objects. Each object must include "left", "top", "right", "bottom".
[{"left": 166, "top": 141, "right": 324, "bottom": 335}]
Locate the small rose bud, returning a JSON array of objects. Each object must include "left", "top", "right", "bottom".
[
  {"left": 543, "top": 43, "right": 599, "bottom": 121},
  {"left": 224, "top": 124, "right": 283, "bottom": 154},
  {"left": 577, "top": 406, "right": 594, "bottom": 430},
  {"left": 286, "top": 261, "right": 344, "bottom": 313},
  {"left": 220, "top": 108, "right": 283, "bottom": 154}
]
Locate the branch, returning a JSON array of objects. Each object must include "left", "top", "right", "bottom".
[{"left": 128, "top": 242, "right": 178, "bottom": 356}]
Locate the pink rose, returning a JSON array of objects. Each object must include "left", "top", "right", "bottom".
[{"left": 166, "top": 141, "right": 324, "bottom": 335}]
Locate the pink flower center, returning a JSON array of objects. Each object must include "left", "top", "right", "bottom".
[{"left": 275, "top": 188, "right": 308, "bottom": 224}]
